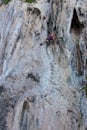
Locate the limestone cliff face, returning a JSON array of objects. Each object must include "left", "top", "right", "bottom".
[{"left": 0, "top": 0, "right": 87, "bottom": 130}]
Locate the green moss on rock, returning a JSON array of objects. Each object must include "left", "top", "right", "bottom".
[
  {"left": 26, "top": 0, "right": 36, "bottom": 3},
  {"left": 3, "top": 0, "right": 11, "bottom": 4},
  {"left": 81, "top": 85, "right": 87, "bottom": 97}
]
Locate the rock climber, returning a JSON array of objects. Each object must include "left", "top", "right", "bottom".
[{"left": 40, "top": 32, "right": 56, "bottom": 46}]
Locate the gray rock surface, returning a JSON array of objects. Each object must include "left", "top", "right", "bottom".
[{"left": 0, "top": 0, "right": 87, "bottom": 130}]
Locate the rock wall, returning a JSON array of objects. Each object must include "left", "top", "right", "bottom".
[{"left": 0, "top": 0, "right": 87, "bottom": 130}]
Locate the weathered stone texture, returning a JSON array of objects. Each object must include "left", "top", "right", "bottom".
[{"left": 0, "top": 0, "right": 87, "bottom": 130}]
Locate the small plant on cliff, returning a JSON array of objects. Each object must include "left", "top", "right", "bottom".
[
  {"left": 86, "top": 75, "right": 87, "bottom": 79},
  {"left": 26, "top": 0, "right": 36, "bottom": 3},
  {"left": 3, "top": 0, "right": 11, "bottom": 4},
  {"left": 81, "top": 85, "right": 87, "bottom": 97}
]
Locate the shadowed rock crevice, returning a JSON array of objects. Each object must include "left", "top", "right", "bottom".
[
  {"left": 76, "top": 44, "right": 83, "bottom": 76},
  {"left": 20, "top": 101, "right": 29, "bottom": 130},
  {"left": 70, "top": 8, "right": 84, "bottom": 34},
  {"left": 26, "top": 73, "right": 40, "bottom": 82},
  {"left": 0, "top": 85, "right": 5, "bottom": 95},
  {"left": 71, "top": 43, "right": 84, "bottom": 77},
  {"left": 70, "top": 8, "right": 85, "bottom": 77},
  {"left": 31, "top": 7, "right": 41, "bottom": 16}
]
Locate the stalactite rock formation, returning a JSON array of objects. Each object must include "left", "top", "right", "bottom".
[{"left": 0, "top": 0, "right": 87, "bottom": 130}]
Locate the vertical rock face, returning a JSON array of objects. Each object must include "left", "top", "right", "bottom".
[{"left": 0, "top": 0, "right": 87, "bottom": 130}]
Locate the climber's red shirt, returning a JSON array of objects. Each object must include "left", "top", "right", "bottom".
[{"left": 47, "top": 34, "right": 55, "bottom": 40}]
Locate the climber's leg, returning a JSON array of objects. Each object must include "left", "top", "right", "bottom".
[
  {"left": 40, "top": 39, "right": 48, "bottom": 46},
  {"left": 46, "top": 40, "right": 51, "bottom": 47}
]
